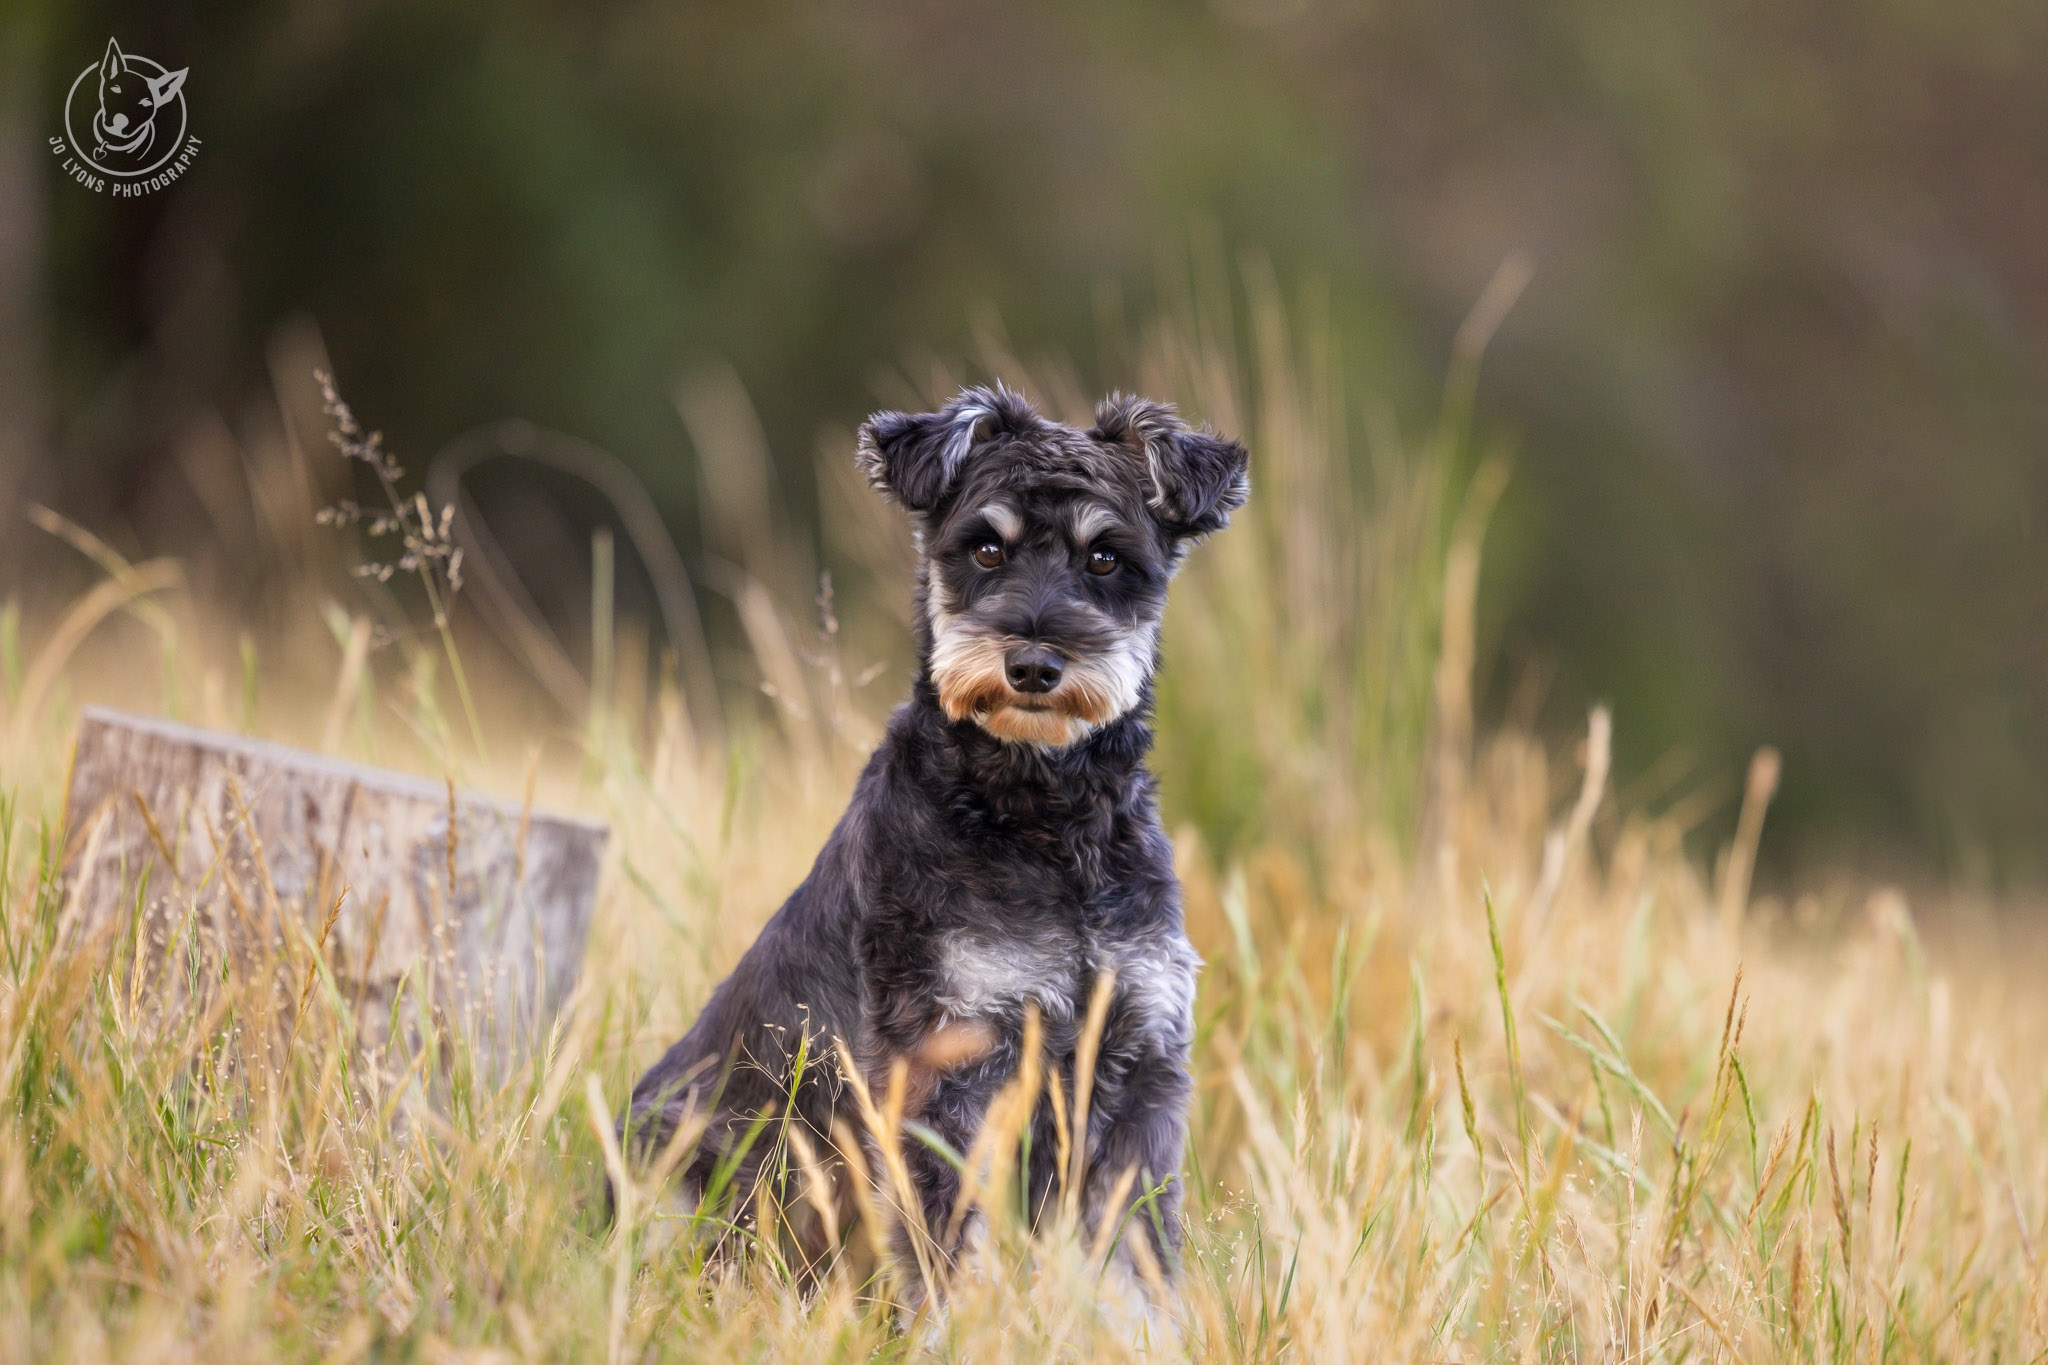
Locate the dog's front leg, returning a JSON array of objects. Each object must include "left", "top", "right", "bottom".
[
  {"left": 1079, "top": 933, "right": 1199, "bottom": 1280},
  {"left": 852, "top": 945, "right": 1005, "bottom": 1299},
  {"left": 1080, "top": 1036, "right": 1191, "bottom": 1267},
  {"left": 1072, "top": 1006, "right": 1193, "bottom": 1352}
]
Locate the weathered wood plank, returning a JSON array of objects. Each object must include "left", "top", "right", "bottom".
[{"left": 59, "top": 707, "right": 606, "bottom": 1075}]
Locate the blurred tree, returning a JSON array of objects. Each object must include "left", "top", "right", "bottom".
[{"left": 11, "top": 0, "right": 2048, "bottom": 881}]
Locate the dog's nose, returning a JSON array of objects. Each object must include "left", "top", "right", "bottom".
[
  {"left": 108, "top": 113, "right": 128, "bottom": 133},
  {"left": 1004, "top": 645, "right": 1064, "bottom": 694}
]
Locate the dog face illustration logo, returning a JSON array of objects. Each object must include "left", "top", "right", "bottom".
[
  {"left": 60, "top": 39, "right": 192, "bottom": 181},
  {"left": 92, "top": 41, "right": 185, "bottom": 160}
]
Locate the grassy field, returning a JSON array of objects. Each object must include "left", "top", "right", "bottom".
[{"left": 4, "top": 282, "right": 2047, "bottom": 1361}]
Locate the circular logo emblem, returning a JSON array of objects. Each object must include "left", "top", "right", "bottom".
[{"left": 62, "top": 39, "right": 189, "bottom": 179}]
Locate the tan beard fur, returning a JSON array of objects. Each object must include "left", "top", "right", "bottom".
[{"left": 928, "top": 621, "right": 1142, "bottom": 749}]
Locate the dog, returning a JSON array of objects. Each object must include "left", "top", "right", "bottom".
[
  {"left": 91, "top": 40, "right": 186, "bottom": 166},
  {"left": 623, "top": 385, "right": 1248, "bottom": 1306}
]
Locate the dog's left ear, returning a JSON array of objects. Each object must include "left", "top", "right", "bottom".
[
  {"left": 146, "top": 67, "right": 188, "bottom": 107},
  {"left": 856, "top": 384, "right": 1041, "bottom": 513},
  {"left": 1092, "top": 394, "right": 1250, "bottom": 538}
]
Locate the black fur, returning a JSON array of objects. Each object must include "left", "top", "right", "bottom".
[{"left": 624, "top": 385, "right": 1248, "bottom": 1288}]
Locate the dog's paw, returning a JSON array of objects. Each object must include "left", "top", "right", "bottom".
[{"left": 1095, "top": 1259, "right": 1183, "bottom": 1355}]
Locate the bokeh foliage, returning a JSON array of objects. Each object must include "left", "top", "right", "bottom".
[{"left": 8, "top": 0, "right": 2048, "bottom": 879}]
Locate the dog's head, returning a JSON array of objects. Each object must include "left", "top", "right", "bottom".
[
  {"left": 858, "top": 385, "right": 1248, "bottom": 748},
  {"left": 93, "top": 40, "right": 185, "bottom": 155}
]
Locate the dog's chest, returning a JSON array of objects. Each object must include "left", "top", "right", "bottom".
[
  {"left": 905, "top": 770, "right": 1180, "bottom": 1027},
  {"left": 934, "top": 927, "right": 1083, "bottom": 1022}
]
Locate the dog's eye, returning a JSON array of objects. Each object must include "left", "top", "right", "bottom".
[
  {"left": 972, "top": 542, "right": 1005, "bottom": 569},
  {"left": 1087, "top": 548, "right": 1119, "bottom": 576}
]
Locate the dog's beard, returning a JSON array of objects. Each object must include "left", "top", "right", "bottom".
[{"left": 927, "top": 613, "right": 1154, "bottom": 749}]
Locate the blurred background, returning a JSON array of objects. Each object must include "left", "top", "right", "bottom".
[{"left": 4, "top": 0, "right": 2047, "bottom": 888}]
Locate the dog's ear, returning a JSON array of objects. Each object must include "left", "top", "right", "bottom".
[
  {"left": 856, "top": 384, "right": 1040, "bottom": 513},
  {"left": 1092, "top": 394, "right": 1250, "bottom": 538},
  {"left": 101, "top": 39, "right": 125, "bottom": 87},
  {"left": 147, "top": 67, "right": 188, "bottom": 107}
]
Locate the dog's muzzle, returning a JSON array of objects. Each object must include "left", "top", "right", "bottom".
[{"left": 929, "top": 620, "right": 1150, "bottom": 748}]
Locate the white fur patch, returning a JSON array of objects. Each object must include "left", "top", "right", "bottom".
[
  {"left": 925, "top": 558, "right": 958, "bottom": 624},
  {"left": 1142, "top": 442, "right": 1170, "bottom": 512},
  {"left": 980, "top": 501, "right": 1023, "bottom": 543},
  {"left": 1059, "top": 619, "right": 1156, "bottom": 732},
  {"left": 939, "top": 403, "right": 993, "bottom": 482},
  {"left": 1068, "top": 501, "right": 1120, "bottom": 546},
  {"left": 1094, "top": 1255, "right": 1183, "bottom": 1352},
  {"left": 1097, "top": 929, "right": 1199, "bottom": 1034},
  {"left": 938, "top": 933, "right": 1079, "bottom": 1022}
]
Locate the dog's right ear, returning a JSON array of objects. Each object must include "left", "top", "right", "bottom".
[
  {"left": 101, "top": 39, "right": 125, "bottom": 87},
  {"left": 855, "top": 384, "right": 1038, "bottom": 513},
  {"left": 1093, "top": 393, "right": 1250, "bottom": 539}
]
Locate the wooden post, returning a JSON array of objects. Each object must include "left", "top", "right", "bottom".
[{"left": 59, "top": 707, "right": 606, "bottom": 1084}]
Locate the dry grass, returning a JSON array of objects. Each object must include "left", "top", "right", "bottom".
[{"left": 3, "top": 269, "right": 2047, "bottom": 1361}]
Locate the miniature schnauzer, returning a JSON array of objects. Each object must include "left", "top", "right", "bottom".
[{"left": 624, "top": 384, "right": 1248, "bottom": 1298}]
